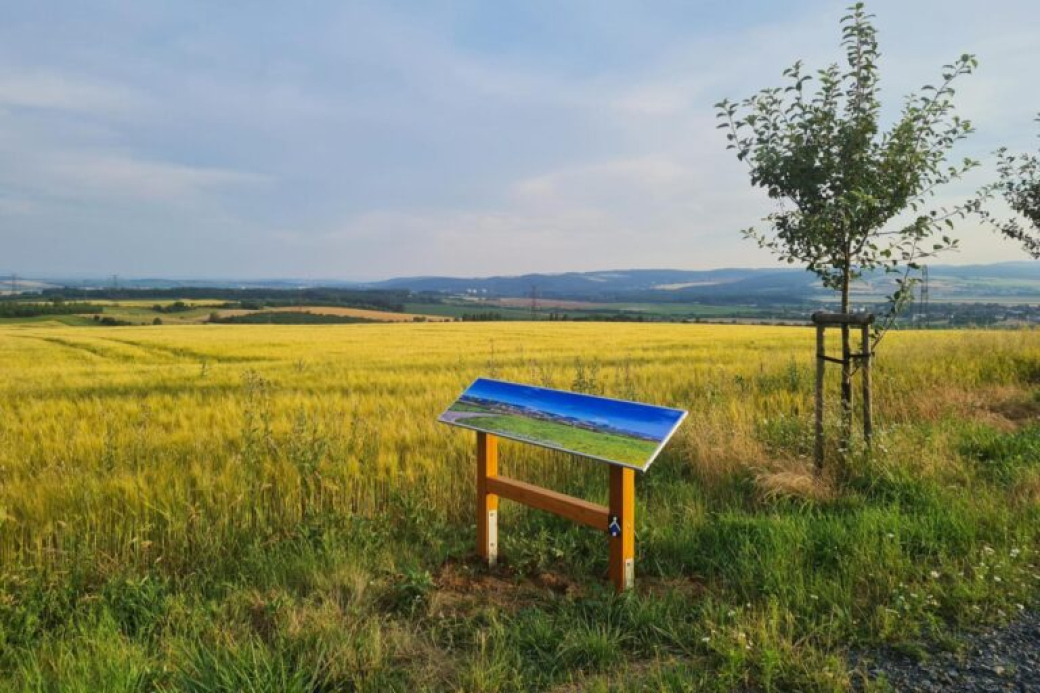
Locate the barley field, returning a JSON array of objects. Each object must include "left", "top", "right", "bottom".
[{"left": 0, "top": 322, "right": 1038, "bottom": 691}]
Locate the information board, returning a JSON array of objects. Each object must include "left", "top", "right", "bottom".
[{"left": 439, "top": 378, "right": 687, "bottom": 471}]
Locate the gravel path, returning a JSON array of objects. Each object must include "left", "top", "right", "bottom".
[{"left": 856, "top": 611, "right": 1040, "bottom": 692}]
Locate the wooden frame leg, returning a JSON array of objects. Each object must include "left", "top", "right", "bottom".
[
  {"left": 608, "top": 465, "right": 635, "bottom": 592},
  {"left": 477, "top": 432, "right": 498, "bottom": 566}
]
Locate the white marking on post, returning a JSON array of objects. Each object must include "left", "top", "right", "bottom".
[{"left": 487, "top": 509, "right": 498, "bottom": 566}]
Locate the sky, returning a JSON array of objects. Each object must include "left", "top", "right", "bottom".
[{"left": 1, "top": 1, "right": 1038, "bottom": 281}]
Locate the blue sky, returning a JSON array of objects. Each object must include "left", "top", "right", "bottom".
[
  {"left": 2, "top": 1, "right": 1038, "bottom": 280},
  {"left": 452, "top": 378, "right": 685, "bottom": 441}
]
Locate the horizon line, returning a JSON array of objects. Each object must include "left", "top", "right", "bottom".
[{"left": 9, "top": 259, "right": 1036, "bottom": 286}]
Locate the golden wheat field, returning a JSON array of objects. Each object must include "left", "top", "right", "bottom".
[
  {"left": 1, "top": 322, "right": 1037, "bottom": 574},
  {"left": 2, "top": 322, "right": 1040, "bottom": 690}
]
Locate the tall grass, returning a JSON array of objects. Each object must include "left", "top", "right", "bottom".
[{"left": 0, "top": 322, "right": 1037, "bottom": 690}]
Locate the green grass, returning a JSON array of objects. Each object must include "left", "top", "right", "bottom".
[
  {"left": 97, "top": 306, "right": 216, "bottom": 325},
  {"left": 960, "top": 424, "right": 1040, "bottom": 484},
  {"left": 3, "top": 438, "right": 1036, "bottom": 691}
]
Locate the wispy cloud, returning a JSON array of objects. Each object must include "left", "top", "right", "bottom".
[
  {"left": 0, "top": 69, "right": 143, "bottom": 115},
  {"left": 41, "top": 151, "right": 268, "bottom": 203},
  {"left": 1, "top": 0, "right": 1037, "bottom": 278}
]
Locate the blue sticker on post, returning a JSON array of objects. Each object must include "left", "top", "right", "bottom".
[{"left": 608, "top": 515, "right": 621, "bottom": 537}]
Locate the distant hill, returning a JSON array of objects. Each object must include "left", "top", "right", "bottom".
[
  {"left": 368, "top": 263, "right": 1040, "bottom": 304},
  {"left": 21, "top": 262, "right": 1040, "bottom": 305},
  {"left": 370, "top": 268, "right": 787, "bottom": 301}
]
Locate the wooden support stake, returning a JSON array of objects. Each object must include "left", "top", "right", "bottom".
[
  {"left": 477, "top": 432, "right": 498, "bottom": 566},
  {"left": 814, "top": 324, "right": 825, "bottom": 470},
  {"left": 861, "top": 325, "right": 873, "bottom": 444},
  {"left": 608, "top": 465, "right": 635, "bottom": 593},
  {"left": 840, "top": 322, "right": 853, "bottom": 444}
]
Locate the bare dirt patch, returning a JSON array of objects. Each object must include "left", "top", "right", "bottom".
[
  {"left": 636, "top": 575, "right": 708, "bottom": 600},
  {"left": 431, "top": 557, "right": 706, "bottom": 621},
  {"left": 430, "top": 559, "right": 542, "bottom": 616},
  {"left": 988, "top": 396, "right": 1040, "bottom": 428}
]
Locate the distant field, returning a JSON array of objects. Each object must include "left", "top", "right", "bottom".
[
  {"left": 212, "top": 310, "right": 379, "bottom": 324},
  {"left": 406, "top": 300, "right": 763, "bottom": 320},
  {"left": 0, "top": 314, "right": 97, "bottom": 326},
  {"left": 404, "top": 301, "right": 535, "bottom": 319},
  {"left": 612, "top": 302, "right": 761, "bottom": 317},
  {"left": 101, "top": 306, "right": 219, "bottom": 324},
  {"left": 491, "top": 297, "right": 612, "bottom": 309},
  {"left": 0, "top": 301, "right": 454, "bottom": 326},
  {"left": 9, "top": 294, "right": 1026, "bottom": 329},
  {"left": 88, "top": 299, "right": 228, "bottom": 307},
  {"left": 490, "top": 298, "right": 762, "bottom": 317},
  {"left": 215, "top": 305, "right": 453, "bottom": 322}
]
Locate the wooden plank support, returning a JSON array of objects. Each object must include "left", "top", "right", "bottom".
[
  {"left": 811, "top": 311, "right": 876, "bottom": 326},
  {"left": 476, "top": 432, "right": 498, "bottom": 566},
  {"left": 486, "top": 476, "right": 610, "bottom": 531},
  {"left": 608, "top": 465, "right": 635, "bottom": 593},
  {"left": 475, "top": 432, "right": 640, "bottom": 592}
]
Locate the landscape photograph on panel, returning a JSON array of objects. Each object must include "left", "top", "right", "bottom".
[{"left": 439, "top": 378, "right": 687, "bottom": 470}]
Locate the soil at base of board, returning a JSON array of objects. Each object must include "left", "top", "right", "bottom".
[{"left": 853, "top": 610, "right": 1040, "bottom": 692}]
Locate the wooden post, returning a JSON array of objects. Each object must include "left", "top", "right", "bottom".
[
  {"left": 608, "top": 465, "right": 635, "bottom": 593},
  {"left": 477, "top": 432, "right": 498, "bottom": 566},
  {"left": 812, "top": 312, "right": 875, "bottom": 468},
  {"left": 814, "top": 323, "right": 825, "bottom": 470},
  {"left": 840, "top": 322, "right": 853, "bottom": 448},
  {"left": 861, "top": 324, "right": 873, "bottom": 445}
]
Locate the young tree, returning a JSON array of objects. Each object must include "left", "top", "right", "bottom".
[
  {"left": 978, "top": 115, "right": 1040, "bottom": 258},
  {"left": 715, "top": 3, "right": 978, "bottom": 451}
]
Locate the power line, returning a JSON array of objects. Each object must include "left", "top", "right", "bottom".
[{"left": 529, "top": 284, "right": 538, "bottom": 321}]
